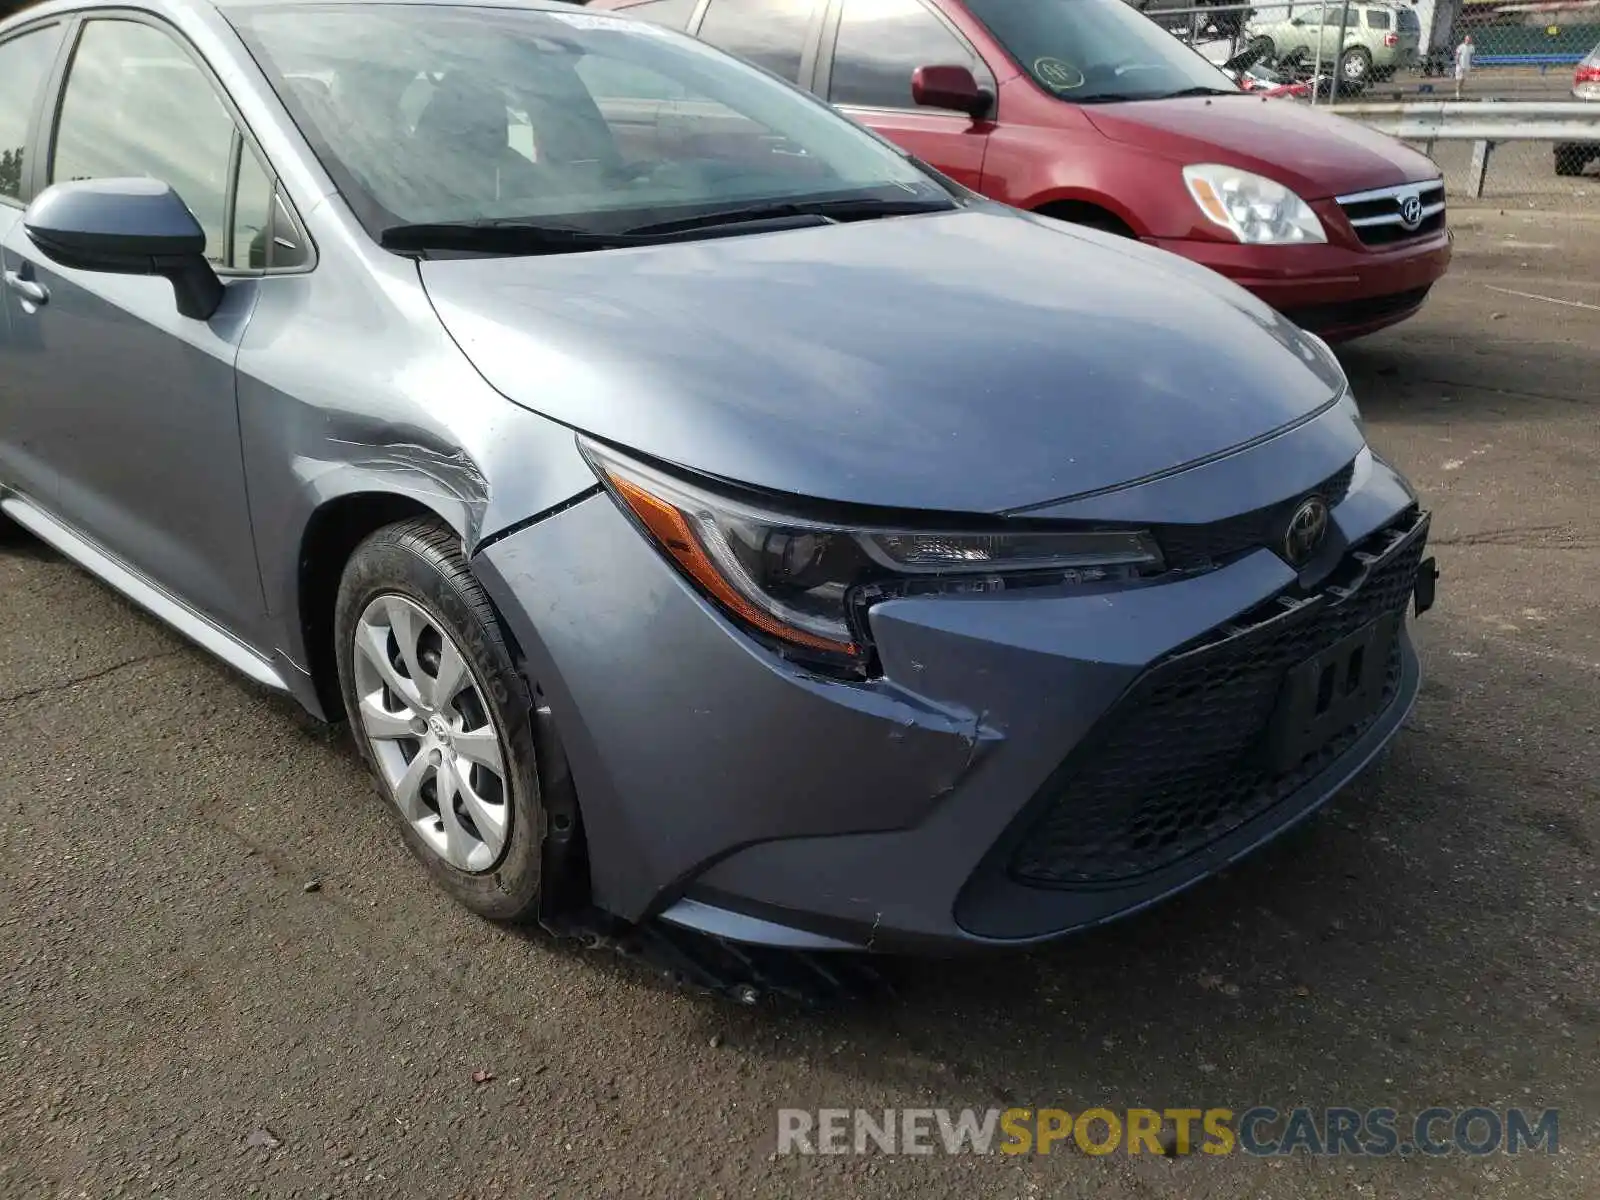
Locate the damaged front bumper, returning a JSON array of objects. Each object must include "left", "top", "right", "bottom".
[{"left": 472, "top": 454, "right": 1434, "bottom": 955}]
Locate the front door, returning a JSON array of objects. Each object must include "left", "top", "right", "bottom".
[
  {"left": 0, "top": 17, "right": 66, "bottom": 504},
  {"left": 6, "top": 16, "right": 268, "bottom": 632},
  {"left": 821, "top": 0, "right": 994, "bottom": 191}
]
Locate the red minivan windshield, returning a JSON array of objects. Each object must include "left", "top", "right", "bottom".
[{"left": 963, "top": 0, "right": 1242, "bottom": 102}]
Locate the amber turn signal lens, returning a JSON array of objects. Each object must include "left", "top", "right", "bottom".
[{"left": 1186, "top": 175, "right": 1230, "bottom": 226}]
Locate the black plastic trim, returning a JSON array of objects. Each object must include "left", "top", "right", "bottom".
[{"left": 953, "top": 507, "right": 1431, "bottom": 940}]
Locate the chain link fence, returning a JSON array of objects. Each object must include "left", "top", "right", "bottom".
[{"left": 1138, "top": 0, "right": 1600, "bottom": 201}]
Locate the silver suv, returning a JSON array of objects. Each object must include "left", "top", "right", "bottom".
[{"left": 1248, "top": 2, "right": 1422, "bottom": 86}]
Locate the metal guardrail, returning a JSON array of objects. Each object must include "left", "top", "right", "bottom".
[
  {"left": 1338, "top": 99, "right": 1600, "bottom": 138},
  {"left": 1335, "top": 100, "right": 1600, "bottom": 194}
]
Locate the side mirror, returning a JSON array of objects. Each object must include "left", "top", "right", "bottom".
[
  {"left": 23, "top": 178, "right": 223, "bottom": 321},
  {"left": 911, "top": 64, "right": 993, "bottom": 120}
]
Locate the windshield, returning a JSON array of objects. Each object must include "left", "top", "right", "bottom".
[
  {"left": 227, "top": 3, "right": 948, "bottom": 237},
  {"left": 962, "top": 0, "right": 1239, "bottom": 102}
]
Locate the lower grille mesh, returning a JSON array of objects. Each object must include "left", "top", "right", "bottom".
[{"left": 1008, "top": 514, "right": 1427, "bottom": 888}]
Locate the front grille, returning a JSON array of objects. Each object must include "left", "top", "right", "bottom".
[
  {"left": 1282, "top": 286, "right": 1432, "bottom": 336},
  {"left": 1152, "top": 459, "right": 1356, "bottom": 571},
  {"left": 1336, "top": 180, "right": 1446, "bottom": 247},
  {"left": 1008, "top": 512, "right": 1427, "bottom": 888}
]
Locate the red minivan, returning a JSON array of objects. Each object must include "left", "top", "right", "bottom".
[{"left": 590, "top": 0, "right": 1452, "bottom": 341}]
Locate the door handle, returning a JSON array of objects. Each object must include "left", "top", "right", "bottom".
[{"left": 3, "top": 270, "right": 48, "bottom": 307}]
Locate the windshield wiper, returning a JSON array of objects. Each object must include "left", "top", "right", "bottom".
[
  {"left": 1150, "top": 86, "right": 1244, "bottom": 99},
  {"left": 380, "top": 220, "right": 636, "bottom": 255},
  {"left": 623, "top": 195, "right": 955, "bottom": 237},
  {"left": 381, "top": 212, "right": 846, "bottom": 255},
  {"left": 1076, "top": 86, "right": 1242, "bottom": 103},
  {"left": 380, "top": 194, "right": 957, "bottom": 255}
]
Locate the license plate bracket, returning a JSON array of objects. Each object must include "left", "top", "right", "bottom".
[{"left": 1264, "top": 612, "right": 1399, "bottom": 774}]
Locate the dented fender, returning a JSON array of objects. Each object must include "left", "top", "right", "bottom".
[
  {"left": 231, "top": 245, "right": 598, "bottom": 687},
  {"left": 469, "top": 489, "right": 1002, "bottom": 923}
]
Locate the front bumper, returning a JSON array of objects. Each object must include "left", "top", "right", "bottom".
[
  {"left": 473, "top": 447, "right": 1431, "bottom": 955},
  {"left": 1149, "top": 227, "right": 1452, "bottom": 341}
]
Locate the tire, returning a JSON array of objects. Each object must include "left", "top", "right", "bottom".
[
  {"left": 1340, "top": 46, "right": 1372, "bottom": 85},
  {"left": 1554, "top": 144, "right": 1589, "bottom": 177},
  {"left": 1248, "top": 35, "right": 1275, "bottom": 64},
  {"left": 333, "top": 516, "right": 545, "bottom": 921}
]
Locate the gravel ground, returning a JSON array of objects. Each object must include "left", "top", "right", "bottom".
[{"left": 1, "top": 205, "right": 1597, "bottom": 1199}]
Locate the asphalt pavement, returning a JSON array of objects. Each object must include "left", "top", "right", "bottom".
[{"left": 2, "top": 204, "right": 1597, "bottom": 1199}]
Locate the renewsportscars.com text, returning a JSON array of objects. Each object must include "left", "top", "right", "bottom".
[{"left": 776, "top": 1106, "right": 1559, "bottom": 1157}]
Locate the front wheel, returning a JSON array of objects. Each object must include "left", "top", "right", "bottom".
[{"left": 334, "top": 517, "right": 545, "bottom": 920}]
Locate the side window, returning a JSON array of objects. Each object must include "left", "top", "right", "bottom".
[
  {"left": 1365, "top": 8, "right": 1391, "bottom": 29},
  {"left": 267, "top": 194, "right": 310, "bottom": 270},
  {"left": 231, "top": 146, "right": 273, "bottom": 270},
  {"left": 696, "top": 0, "right": 817, "bottom": 85},
  {"left": 0, "top": 24, "right": 64, "bottom": 203},
  {"left": 51, "top": 20, "right": 237, "bottom": 263},
  {"left": 829, "top": 0, "right": 983, "bottom": 110},
  {"left": 229, "top": 174, "right": 310, "bottom": 273},
  {"left": 617, "top": 0, "right": 700, "bottom": 30}
]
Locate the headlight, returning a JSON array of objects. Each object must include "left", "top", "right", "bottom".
[
  {"left": 1183, "top": 164, "right": 1326, "bottom": 245},
  {"left": 584, "top": 442, "right": 1164, "bottom": 674}
]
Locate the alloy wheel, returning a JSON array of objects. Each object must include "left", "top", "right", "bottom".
[{"left": 351, "top": 594, "right": 510, "bottom": 873}]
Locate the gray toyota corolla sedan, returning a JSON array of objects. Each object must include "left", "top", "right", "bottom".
[{"left": 0, "top": 0, "right": 1437, "bottom": 954}]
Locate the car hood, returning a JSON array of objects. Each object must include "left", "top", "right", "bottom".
[
  {"left": 1083, "top": 95, "right": 1441, "bottom": 197},
  {"left": 420, "top": 206, "right": 1348, "bottom": 515}
]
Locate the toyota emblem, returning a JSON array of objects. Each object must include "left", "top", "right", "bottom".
[
  {"left": 1398, "top": 194, "right": 1424, "bottom": 229},
  {"left": 1283, "top": 496, "right": 1331, "bottom": 566}
]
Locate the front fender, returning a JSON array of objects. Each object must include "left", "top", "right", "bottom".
[{"left": 983, "top": 108, "right": 1224, "bottom": 242}]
